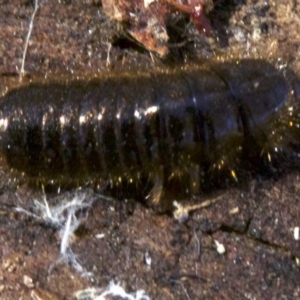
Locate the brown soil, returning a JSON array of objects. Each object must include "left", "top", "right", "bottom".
[{"left": 0, "top": 1, "right": 300, "bottom": 299}]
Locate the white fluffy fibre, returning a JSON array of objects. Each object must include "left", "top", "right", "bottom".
[
  {"left": 15, "top": 190, "right": 96, "bottom": 275},
  {"left": 73, "top": 281, "right": 151, "bottom": 300},
  {"left": 16, "top": 193, "right": 151, "bottom": 297}
]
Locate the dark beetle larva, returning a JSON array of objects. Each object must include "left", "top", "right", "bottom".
[{"left": 0, "top": 59, "right": 299, "bottom": 209}]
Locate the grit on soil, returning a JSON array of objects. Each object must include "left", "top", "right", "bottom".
[{"left": 0, "top": 1, "right": 300, "bottom": 299}]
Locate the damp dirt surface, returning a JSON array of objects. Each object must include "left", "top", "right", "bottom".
[{"left": 1, "top": 1, "right": 300, "bottom": 299}]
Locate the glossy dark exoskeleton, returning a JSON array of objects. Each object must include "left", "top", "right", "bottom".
[{"left": 0, "top": 59, "right": 299, "bottom": 208}]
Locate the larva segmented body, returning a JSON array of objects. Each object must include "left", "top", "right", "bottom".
[{"left": 0, "top": 59, "right": 299, "bottom": 208}]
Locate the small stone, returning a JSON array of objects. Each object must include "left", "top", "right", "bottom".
[
  {"left": 294, "top": 226, "right": 299, "bottom": 241},
  {"left": 214, "top": 240, "right": 226, "bottom": 255},
  {"left": 23, "top": 275, "right": 34, "bottom": 288}
]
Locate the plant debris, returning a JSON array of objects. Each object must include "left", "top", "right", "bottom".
[{"left": 102, "top": 0, "right": 213, "bottom": 56}]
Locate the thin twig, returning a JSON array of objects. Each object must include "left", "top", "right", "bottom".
[
  {"left": 194, "top": 228, "right": 201, "bottom": 257},
  {"left": 19, "top": 0, "right": 39, "bottom": 81},
  {"left": 193, "top": 228, "right": 201, "bottom": 276},
  {"left": 106, "top": 42, "right": 112, "bottom": 67},
  {"left": 169, "top": 279, "right": 191, "bottom": 300},
  {"left": 173, "top": 195, "right": 225, "bottom": 222}
]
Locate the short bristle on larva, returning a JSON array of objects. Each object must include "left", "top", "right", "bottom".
[{"left": 0, "top": 59, "right": 299, "bottom": 210}]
